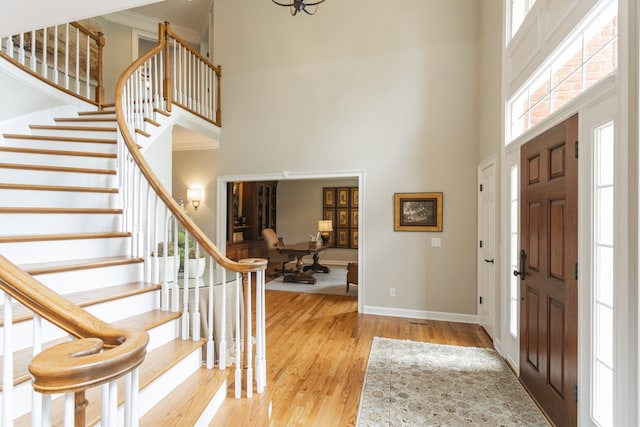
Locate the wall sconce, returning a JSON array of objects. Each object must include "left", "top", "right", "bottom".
[
  {"left": 187, "top": 188, "right": 202, "bottom": 211},
  {"left": 318, "top": 220, "right": 333, "bottom": 244}
]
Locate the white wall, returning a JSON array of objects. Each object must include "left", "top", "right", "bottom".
[{"left": 211, "top": 0, "right": 483, "bottom": 316}]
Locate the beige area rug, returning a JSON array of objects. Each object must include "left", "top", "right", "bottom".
[
  {"left": 265, "top": 265, "right": 358, "bottom": 297},
  {"left": 357, "top": 337, "right": 550, "bottom": 426}
]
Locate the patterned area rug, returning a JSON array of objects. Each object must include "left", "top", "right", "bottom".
[
  {"left": 357, "top": 337, "right": 550, "bottom": 426},
  {"left": 265, "top": 265, "right": 358, "bottom": 297}
]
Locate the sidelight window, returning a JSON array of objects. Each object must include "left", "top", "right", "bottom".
[{"left": 591, "top": 121, "right": 614, "bottom": 427}]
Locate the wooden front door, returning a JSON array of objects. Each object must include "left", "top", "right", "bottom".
[{"left": 518, "top": 114, "right": 578, "bottom": 426}]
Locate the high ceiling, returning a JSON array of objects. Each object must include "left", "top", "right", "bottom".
[{"left": 128, "top": 0, "right": 211, "bottom": 36}]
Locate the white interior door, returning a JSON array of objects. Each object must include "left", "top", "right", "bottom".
[{"left": 477, "top": 156, "right": 496, "bottom": 338}]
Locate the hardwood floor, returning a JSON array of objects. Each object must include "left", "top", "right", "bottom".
[{"left": 210, "top": 290, "right": 493, "bottom": 427}]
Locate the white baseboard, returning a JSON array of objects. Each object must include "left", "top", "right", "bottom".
[{"left": 363, "top": 305, "right": 478, "bottom": 324}]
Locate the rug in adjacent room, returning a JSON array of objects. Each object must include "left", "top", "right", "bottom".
[{"left": 356, "top": 337, "right": 550, "bottom": 426}]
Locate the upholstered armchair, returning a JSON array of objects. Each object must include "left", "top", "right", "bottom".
[{"left": 261, "top": 228, "right": 294, "bottom": 278}]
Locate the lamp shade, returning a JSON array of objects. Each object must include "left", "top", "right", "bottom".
[
  {"left": 187, "top": 188, "right": 202, "bottom": 202},
  {"left": 318, "top": 220, "right": 333, "bottom": 232}
]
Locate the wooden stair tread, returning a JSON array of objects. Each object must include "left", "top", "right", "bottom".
[
  {"left": 3, "top": 309, "right": 178, "bottom": 390},
  {"left": 0, "top": 162, "right": 116, "bottom": 175},
  {"left": 53, "top": 117, "right": 116, "bottom": 123},
  {"left": 0, "top": 183, "right": 118, "bottom": 193},
  {"left": 0, "top": 281, "right": 160, "bottom": 326},
  {"left": 19, "top": 255, "right": 141, "bottom": 276},
  {"left": 144, "top": 117, "right": 161, "bottom": 127},
  {"left": 78, "top": 110, "right": 115, "bottom": 116},
  {"left": 29, "top": 125, "right": 117, "bottom": 132},
  {"left": 112, "top": 309, "right": 181, "bottom": 331},
  {"left": 135, "top": 128, "right": 151, "bottom": 138},
  {"left": 154, "top": 108, "right": 171, "bottom": 117},
  {"left": 0, "top": 231, "right": 130, "bottom": 243},
  {"left": 2, "top": 133, "right": 116, "bottom": 144},
  {"left": 15, "top": 339, "right": 207, "bottom": 427},
  {"left": 0, "top": 146, "right": 116, "bottom": 159},
  {"left": 141, "top": 366, "right": 228, "bottom": 426}
]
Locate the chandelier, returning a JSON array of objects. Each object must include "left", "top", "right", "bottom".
[{"left": 272, "top": 0, "right": 326, "bottom": 16}]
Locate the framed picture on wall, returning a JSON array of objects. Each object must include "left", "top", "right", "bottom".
[
  {"left": 394, "top": 192, "right": 443, "bottom": 232},
  {"left": 336, "top": 228, "right": 349, "bottom": 248},
  {"left": 350, "top": 208, "right": 358, "bottom": 227},
  {"left": 351, "top": 229, "right": 358, "bottom": 248},
  {"left": 337, "top": 187, "right": 349, "bottom": 207},
  {"left": 323, "top": 208, "right": 334, "bottom": 223},
  {"left": 323, "top": 188, "right": 335, "bottom": 207},
  {"left": 351, "top": 187, "right": 359, "bottom": 207},
  {"left": 337, "top": 208, "right": 349, "bottom": 227}
]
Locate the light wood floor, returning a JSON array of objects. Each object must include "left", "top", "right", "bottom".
[{"left": 210, "top": 289, "right": 493, "bottom": 427}]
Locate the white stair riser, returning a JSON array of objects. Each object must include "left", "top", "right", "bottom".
[
  {"left": 0, "top": 189, "right": 121, "bottom": 209},
  {"left": 146, "top": 318, "right": 180, "bottom": 352},
  {"left": 0, "top": 291, "right": 160, "bottom": 356},
  {"left": 0, "top": 213, "right": 123, "bottom": 235},
  {"left": 0, "top": 168, "right": 117, "bottom": 188},
  {"left": 85, "top": 291, "right": 160, "bottom": 323},
  {"left": 29, "top": 263, "right": 144, "bottom": 295},
  {"left": 136, "top": 347, "right": 203, "bottom": 419},
  {"left": 29, "top": 129, "right": 118, "bottom": 139},
  {"left": 2, "top": 138, "right": 117, "bottom": 154},
  {"left": 0, "top": 151, "right": 117, "bottom": 170},
  {"left": 0, "top": 237, "right": 131, "bottom": 264}
]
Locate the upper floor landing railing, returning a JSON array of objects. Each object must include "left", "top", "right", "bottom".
[{"left": 0, "top": 21, "right": 105, "bottom": 108}]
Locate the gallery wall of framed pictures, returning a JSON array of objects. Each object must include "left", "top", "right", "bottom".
[{"left": 323, "top": 186, "right": 358, "bottom": 249}]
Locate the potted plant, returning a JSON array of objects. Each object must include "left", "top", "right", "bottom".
[
  {"left": 152, "top": 241, "right": 176, "bottom": 282},
  {"left": 177, "top": 230, "right": 206, "bottom": 278}
]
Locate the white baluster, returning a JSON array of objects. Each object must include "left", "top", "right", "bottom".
[
  {"left": 234, "top": 272, "right": 241, "bottom": 399},
  {"left": 101, "top": 383, "right": 109, "bottom": 426},
  {"left": 64, "top": 393, "right": 74, "bottom": 427},
  {"left": 161, "top": 210, "right": 170, "bottom": 311},
  {"left": 18, "top": 32, "right": 24, "bottom": 64},
  {"left": 31, "top": 314, "right": 43, "bottom": 426},
  {"left": 75, "top": 26, "right": 80, "bottom": 93},
  {"left": 182, "top": 231, "right": 190, "bottom": 340},
  {"left": 42, "top": 394, "right": 52, "bottom": 427},
  {"left": 42, "top": 27, "right": 48, "bottom": 79},
  {"left": 3, "top": 292, "right": 13, "bottom": 426},
  {"left": 85, "top": 34, "right": 90, "bottom": 98},
  {"left": 245, "top": 271, "right": 253, "bottom": 398},
  {"left": 30, "top": 30, "right": 36, "bottom": 71},
  {"left": 219, "top": 267, "right": 227, "bottom": 370},
  {"left": 64, "top": 23, "right": 69, "bottom": 89},
  {"left": 192, "top": 242, "right": 201, "bottom": 341},
  {"left": 255, "top": 267, "right": 263, "bottom": 393},
  {"left": 172, "top": 217, "right": 180, "bottom": 312},
  {"left": 206, "top": 258, "right": 215, "bottom": 369}
]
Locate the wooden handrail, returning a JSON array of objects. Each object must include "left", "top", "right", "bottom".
[
  {"left": 0, "top": 255, "right": 149, "bottom": 393},
  {"left": 115, "top": 23, "right": 264, "bottom": 274}
]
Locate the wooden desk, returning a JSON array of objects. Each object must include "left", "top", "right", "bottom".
[{"left": 278, "top": 241, "right": 330, "bottom": 284}]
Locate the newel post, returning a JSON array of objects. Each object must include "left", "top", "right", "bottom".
[
  {"left": 162, "top": 22, "right": 173, "bottom": 112},
  {"left": 241, "top": 270, "right": 253, "bottom": 398},
  {"left": 95, "top": 32, "right": 105, "bottom": 110}
]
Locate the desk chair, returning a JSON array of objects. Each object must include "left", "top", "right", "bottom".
[
  {"left": 346, "top": 262, "right": 359, "bottom": 293},
  {"left": 261, "top": 228, "right": 294, "bottom": 278}
]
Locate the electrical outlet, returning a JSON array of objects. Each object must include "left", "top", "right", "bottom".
[
  {"left": 431, "top": 237, "right": 442, "bottom": 247},
  {"left": 389, "top": 288, "right": 396, "bottom": 297}
]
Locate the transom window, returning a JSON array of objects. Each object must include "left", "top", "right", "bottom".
[
  {"left": 507, "top": 0, "right": 618, "bottom": 143},
  {"left": 510, "top": 0, "right": 537, "bottom": 39}
]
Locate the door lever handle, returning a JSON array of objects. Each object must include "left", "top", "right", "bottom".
[
  {"left": 484, "top": 258, "right": 494, "bottom": 264},
  {"left": 513, "top": 249, "right": 526, "bottom": 280}
]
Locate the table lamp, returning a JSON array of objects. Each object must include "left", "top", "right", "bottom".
[{"left": 318, "top": 220, "right": 333, "bottom": 244}]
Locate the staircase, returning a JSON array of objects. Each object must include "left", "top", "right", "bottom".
[{"left": 0, "top": 107, "right": 229, "bottom": 425}]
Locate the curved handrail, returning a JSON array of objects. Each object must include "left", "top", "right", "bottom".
[
  {"left": 115, "top": 23, "right": 266, "bottom": 274},
  {"left": 0, "top": 256, "right": 149, "bottom": 393}
]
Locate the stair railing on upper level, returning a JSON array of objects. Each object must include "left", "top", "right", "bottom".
[
  {"left": 0, "top": 21, "right": 105, "bottom": 108},
  {"left": 116, "top": 22, "right": 267, "bottom": 400},
  {"left": 122, "top": 22, "right": 221, "bottom": 145},
  {"left": 0, "top": 255, "right": 149, "bottom": 426}
]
